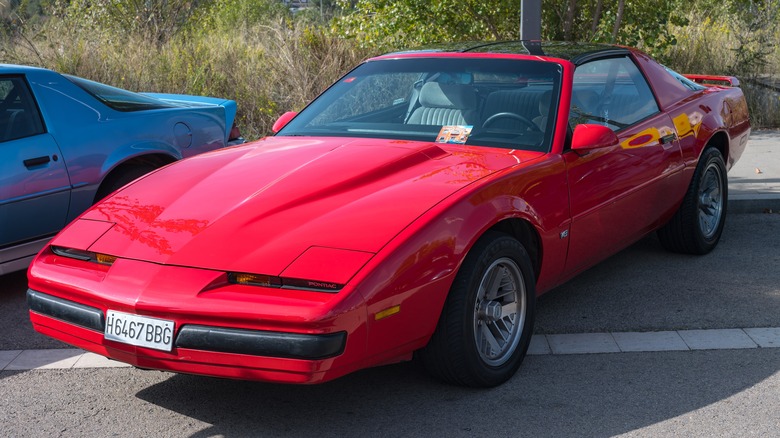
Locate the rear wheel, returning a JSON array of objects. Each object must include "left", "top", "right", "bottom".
[
  {"left": 95, "top": 164, "right": 156, "bottom": 202},
  {"left": 419, "top": 231, "right": 535, "bottom": 387},
  {"left": 658, "top": 147, "right": 727, "bottom": 254}
]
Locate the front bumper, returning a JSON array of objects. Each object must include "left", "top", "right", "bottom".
[{"left": 27, "top": 288, "right": 353, "bottom": 383}]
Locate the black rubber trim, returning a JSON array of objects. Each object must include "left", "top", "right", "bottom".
[
  {"left": 27, "top": 289, "right": 105, "bottom": 332},
  {"left": 175, "top": 325, "right": 347, "bottom": 360},
  {"left": 571, "top": 48, "right": 631, "bottom": 65}
]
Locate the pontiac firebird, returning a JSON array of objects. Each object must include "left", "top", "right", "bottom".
[{"left": 27, "top": 42, "right": 750, "bottom": 387}]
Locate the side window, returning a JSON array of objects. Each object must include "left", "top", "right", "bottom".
[
  {"left": 0, "top": 76, "right": 45, "bottom": 143},
  {"left": 570, "top": 57, "right": 659, "bottom": 131}
]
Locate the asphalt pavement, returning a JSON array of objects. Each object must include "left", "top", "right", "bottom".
[{"left": 1, "top": 131, "right": 779, "bottom": 437}]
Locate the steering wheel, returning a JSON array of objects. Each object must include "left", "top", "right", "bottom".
[{"left": 482, "top": 112, "right": 540, "bottom": 132}]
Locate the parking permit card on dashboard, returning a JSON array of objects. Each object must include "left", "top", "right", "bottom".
[{"left": 436, "top": 125, "right": 473, "bottom": 144}]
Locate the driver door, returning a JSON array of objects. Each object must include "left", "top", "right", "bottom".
[
  {"left": 563, "top": 56, "right": 684, "bottom": 275},
  {"left": 0, "top": 75, "right": 71, "bottom": 248}
]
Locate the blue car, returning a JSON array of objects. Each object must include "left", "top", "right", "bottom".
[{"left": 0, "top": 64, "right": 243, "bottom": 274}]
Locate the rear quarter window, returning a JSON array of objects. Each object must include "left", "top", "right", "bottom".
[{"left": 65, "top": 75, "right": 175, "bottom": 112}]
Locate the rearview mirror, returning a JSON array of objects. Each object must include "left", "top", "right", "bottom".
[
  {"left": 272, "top": 111, "right": 298, "bottom": 133},
  {"left": 571, "top": 124, "right": 619, "bottom": 151}
]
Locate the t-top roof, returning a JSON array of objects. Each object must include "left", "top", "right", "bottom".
[{"left": 385, "top": 41, "right": 632, "bottom": 65}]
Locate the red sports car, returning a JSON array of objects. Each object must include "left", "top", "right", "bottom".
[{"left": 27, "top": 42, "right": 750, "bottom": 387}]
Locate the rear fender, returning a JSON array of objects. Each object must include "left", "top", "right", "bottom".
[
  {"left": 100, "top": 142, "right": 180, "bottom": 177},
  {"left": 66, "top": 149, "right": 177, "bottom": 222},
  {"left": 143, "top": 93, "right": 238, "bottom": 145}
]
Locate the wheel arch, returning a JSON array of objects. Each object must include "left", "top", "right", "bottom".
[
  {"left": 705, "top": 130, "right": 730, "bottom": 162},
  {"left": 93, "top": 153, "right": 177, "bottom": 204},
  {"left": 487, "top": 218, "right": 542, "bottom": 282},
  {"left": 355, "top": 193, "right": 549, "bottom": 366}
]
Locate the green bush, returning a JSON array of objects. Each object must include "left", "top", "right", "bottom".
[{"left": 1, "top": 0, "right": 778, "bottom": 132}]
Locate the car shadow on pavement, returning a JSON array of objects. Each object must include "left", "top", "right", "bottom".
[
  {"left": 0, "top": 270, "right": 69, "bottom": 351},
  {"left": 535, "top": 212, "right": 780, "bottom": 334},
  {"left": 4, "top": 214, "right": 779, "bottom": 433},
  {"left": 135, "top": 347, "right": 780, "bottom": 437},
  {"left": 134, "top": 213, "right": 780, "bottom": 436}
]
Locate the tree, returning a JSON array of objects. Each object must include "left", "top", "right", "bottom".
[
  {"left": 563, "top": 0, "right": 577, "bottom": 41},
  {"left": 332, "top": 0, "right": 520, "bottom": 49},
  {"left": 611, "top": 0, "right": 625, "bottom": 43}
]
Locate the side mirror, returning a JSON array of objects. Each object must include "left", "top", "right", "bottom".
[
  {"left": 272, "top": 111, "right": 298, "bottom": 133},
  {"left": 571, "top": 124, "right": 619, "bottom": 151}
]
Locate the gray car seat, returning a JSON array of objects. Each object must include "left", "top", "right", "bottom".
[{"left": 406, "top": 82, "right": 477, "bottom": 126}]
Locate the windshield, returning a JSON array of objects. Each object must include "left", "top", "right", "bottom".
[
  {"left": 277, "top": 57, "right": 563, "bottom": 152},
  {"left": 65, "top": 75, "right": 176, "bottom": 112}
]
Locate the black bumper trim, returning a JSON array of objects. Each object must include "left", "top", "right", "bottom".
[
  {"left": 175, "top": 325, "right": 347, "bottom": 360},
  {"left": 27, "top": 289, "right": 105, "bottom": 332},
  {"left": 27, "top": 289, "right": 346, "bottom": 360}
]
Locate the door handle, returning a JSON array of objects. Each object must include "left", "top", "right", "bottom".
[
  {"left": 660, "top": 133, "right": 677, "bottom": 145},
  {"left": 23, "top": 156, "right": 51, "bottom": 168}
]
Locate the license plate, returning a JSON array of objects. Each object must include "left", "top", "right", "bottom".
[{"left": 104, "top": 310, "right": 175, "bottom": 351}]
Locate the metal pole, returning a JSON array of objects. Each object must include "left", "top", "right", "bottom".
[{"left": 520, "top": 0, "right": 542, "bottom": 41}]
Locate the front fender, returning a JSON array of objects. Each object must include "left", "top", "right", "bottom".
[{"left": 350, "top": 155, "right": 570, "bottom": 366}]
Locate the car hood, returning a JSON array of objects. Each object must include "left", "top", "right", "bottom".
[{"left": 74, "top": 136, "right": 539, "bottom": 276}]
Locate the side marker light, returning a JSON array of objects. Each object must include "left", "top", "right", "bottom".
[{"left": 375, "top": 305, "right": 401, "bottom": 321}]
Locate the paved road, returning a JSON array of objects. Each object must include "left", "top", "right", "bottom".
[
  {"left": 3, "top": 127, "right": 780, "bottom": 436},
  {"left": 2, "top": 212, "right": 779, "bottom": 437},
  {"left": 2, "top": 350, "right": 780, "bottom": 437}
]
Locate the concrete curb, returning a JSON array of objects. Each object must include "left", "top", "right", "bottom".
[
  {"left": 729, "top": 194, "right": 780, "bottom": 214},
  {"left": 4, "top": 327, "right": 780, "bottom": 371}
]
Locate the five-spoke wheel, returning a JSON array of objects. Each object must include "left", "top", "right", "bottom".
[
  {"left": 659, "top": 147, "right": 728, "bottom": 254},
  {"left": 473, "top": 257, "right": 526, "bottom": 367},
  {"left": 419, "top": 231, "right": 535, "bottom": 387}
]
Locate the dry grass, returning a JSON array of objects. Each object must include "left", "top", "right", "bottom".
[
  {"left": 664, "top": 13, "right": 780, "bottom": 128},
  {"left": 3, "top": 10, "right": 779, "bottom": 133},
  {"left": 1, "top": 20, "right": 373, "bottom": 140}
]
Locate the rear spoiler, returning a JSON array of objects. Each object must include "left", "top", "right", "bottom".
[{"left": 683, "top": 74, "right": 740, "bottom": 87}]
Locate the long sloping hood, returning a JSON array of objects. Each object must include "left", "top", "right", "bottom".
[{"left": 77, "top": 137, "right": 536, "bottom": 275}]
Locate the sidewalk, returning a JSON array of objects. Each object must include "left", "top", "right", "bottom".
[
  {"left": 729, "top": 130, "right": 780, "bottom": 213},
  {"left": 3, "top": 327, "right": 779, "bottom": 371}
]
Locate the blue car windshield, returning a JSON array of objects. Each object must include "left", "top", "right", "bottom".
[
  {"left": 65, "top": 75, "right": 175, "bottom": 112},
  {"left": 277, "top": 57, "right": 563, "bottom": 151}
]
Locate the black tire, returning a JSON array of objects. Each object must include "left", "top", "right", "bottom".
[
  {"left": 658, "top": 147, "right": 728, "bottom": 254},
  {"left": 95, "top": 164, "right": 156, "bottom": 202},
  {"left": 419, "top": 231, "right": 536, "bottom": 387}
]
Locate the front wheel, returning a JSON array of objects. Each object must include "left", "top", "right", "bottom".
[
  {"left": 658, "top": 147, "right": 728, "bottom": 254},
  {"left": 419, "top": 231, "right": 536, "bottom": 387}
]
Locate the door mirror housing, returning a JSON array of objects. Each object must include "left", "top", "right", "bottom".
[
  {"left": 272, "top": 111, "right": 298, "bottom": 133},
  {"left": 571, "top": 124, "right": 619, "bottom": 151}
]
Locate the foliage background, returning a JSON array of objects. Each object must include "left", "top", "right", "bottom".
[{"left": 1, "top": 0, "right": 779, "bottom": 138}]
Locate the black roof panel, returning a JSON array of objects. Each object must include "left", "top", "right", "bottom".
[{"left": 388, "top": 41, "right": 631, "bottom": 64}]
